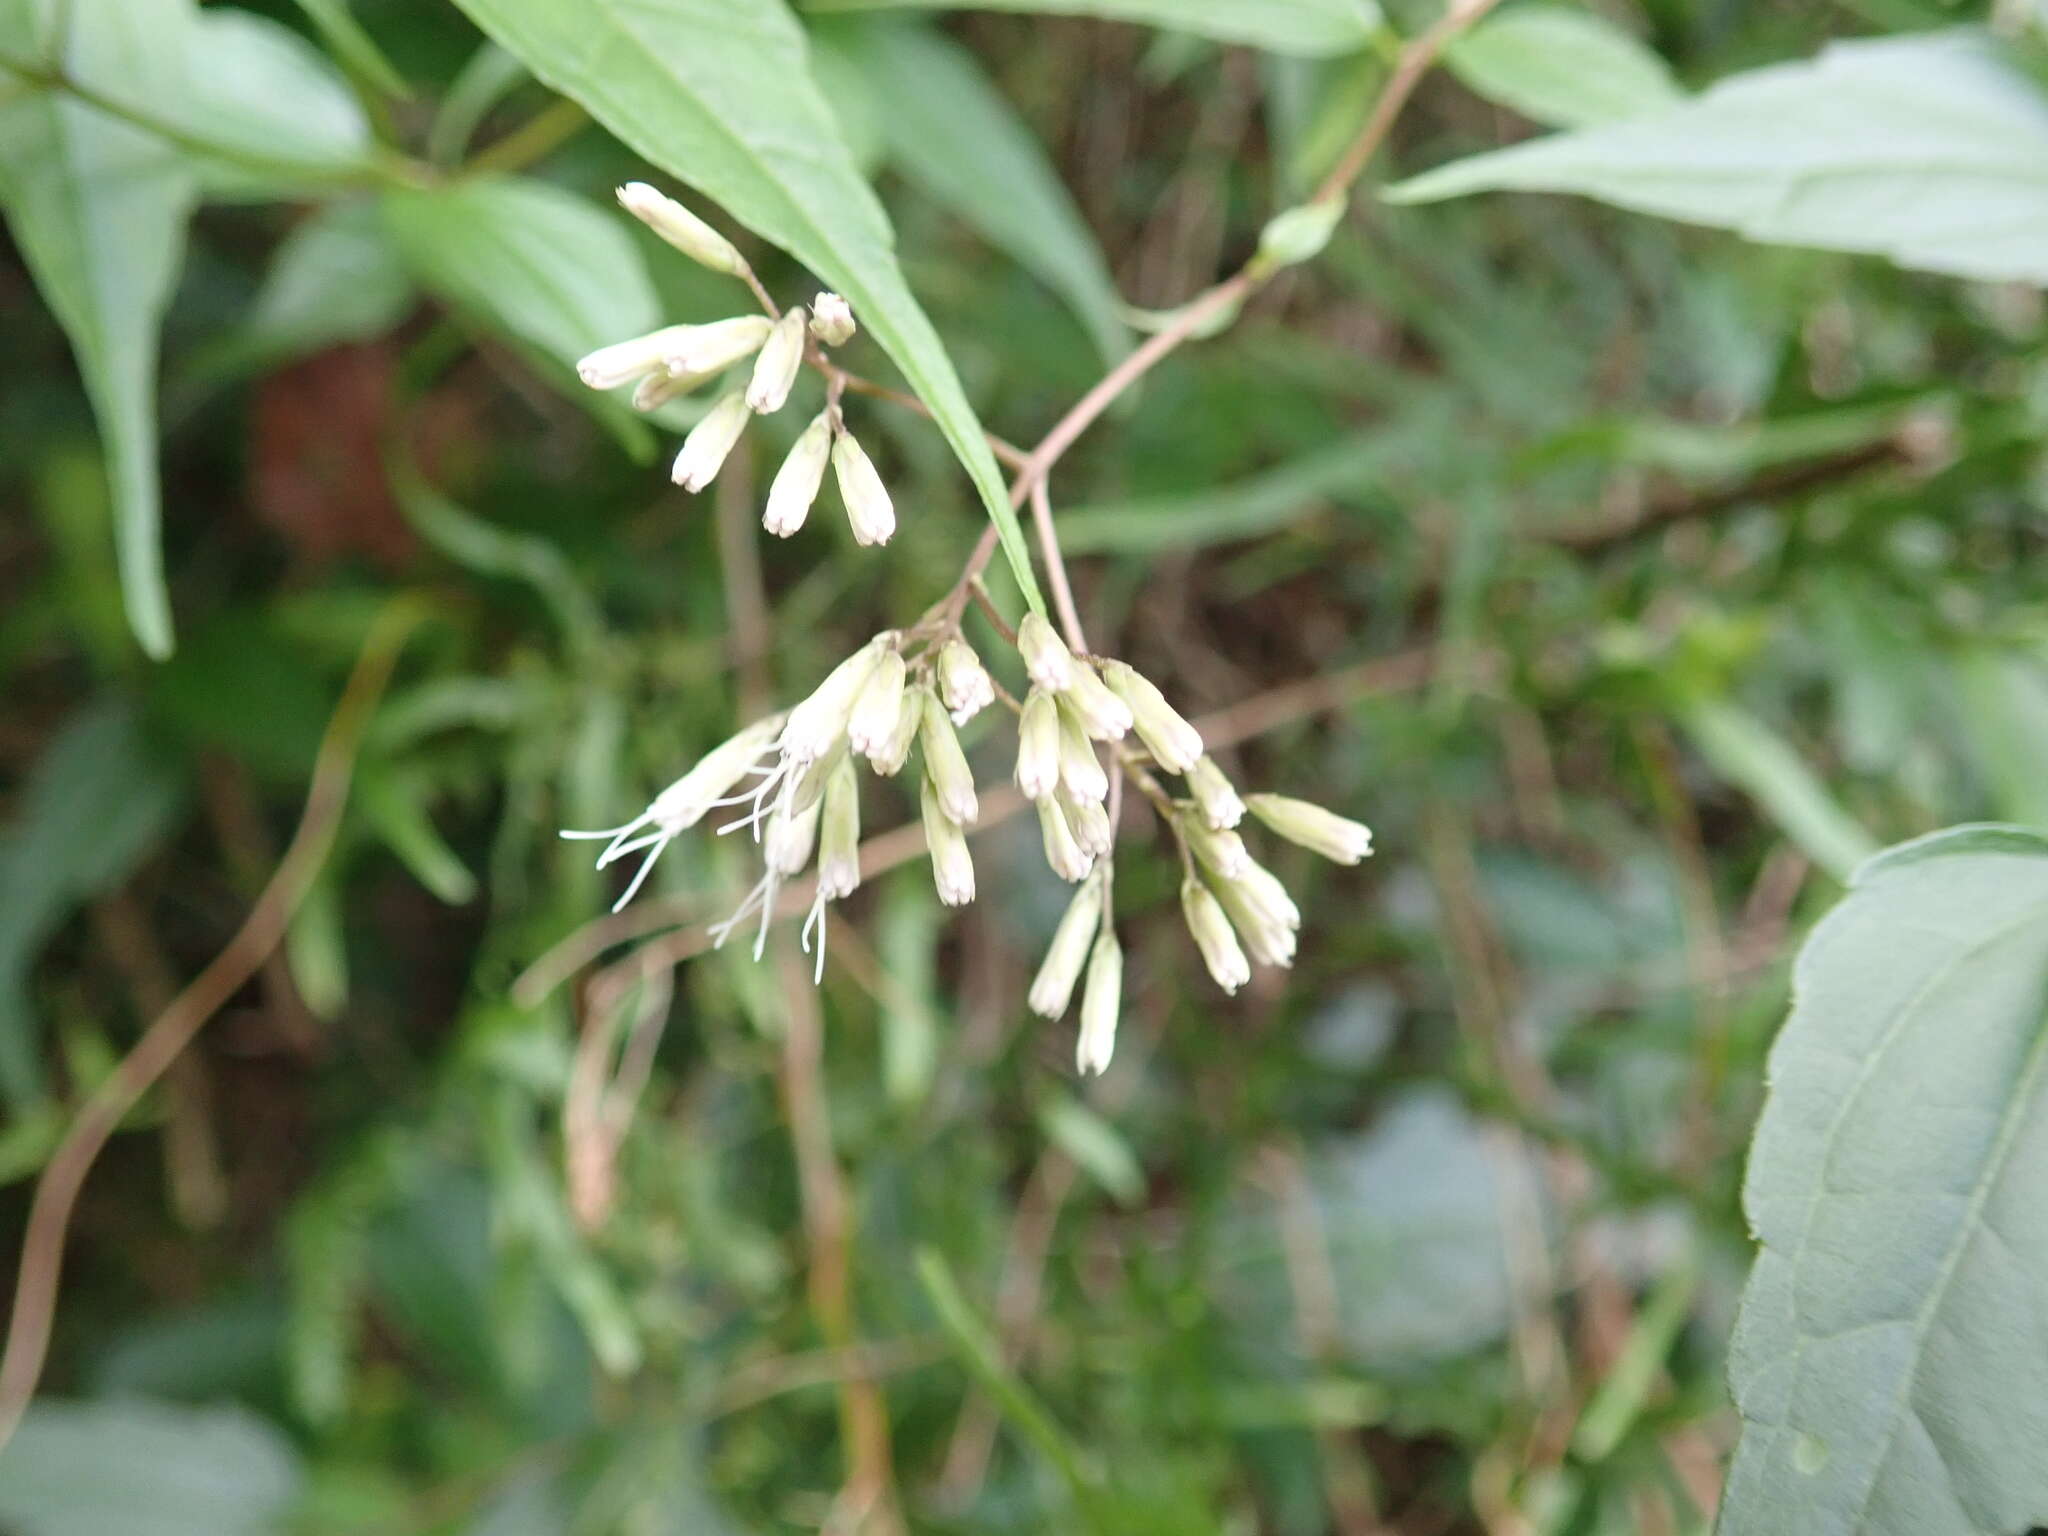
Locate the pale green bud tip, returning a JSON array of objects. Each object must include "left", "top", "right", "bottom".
[
  {"left": 1056, "top": 703, "right": 1109, "bottom": 805},
  {"left": 817, "top": 757, "right": 862, "bottom": 899},
  {"left": 1100, "top": 660, "right": 1203, "bottom": 774},
  {"left": 1182, "top": 878, "right": 1250, "bottom": 994},
  {"left": 847, "top": 648, "right": 908, "bottom": 759},
  {"left": 1076, "top": 932, "right": 1122, "bottom": 1076},
  {"left": 765, "top": 412, "right": 832, "bottom": 537},
  {"left": 921, "top": 779, "right": 976, "bottom": 906},
  {"left": 747, "top": 306, "right": 808, "bottom": 414},
  {"left": 810, "top": 292, "right": 857, "bottom": 346},
  {"left": 936, "top": 639, "right": 994, "bottom": 724},
  {"left": 1255, "top": 198, "right": 1344, "bottom": 272},
  {"left": 918, "top": 690, "right": 979, "bottom": 825},
  {"left": 1186, "top": 755, "right": 1245, "bottom": 830},
  {"left": 670, "top": 391, "right": 752, "bottom": 492},
  {"left": 1017, "top": 612, "right": 1075, "bottom": 692},
  {"left": 832, "top": 429, "right": 896, "bottom": 547},
  {"left": 617, "top": 181, "right": 748, "bottom": 275},
  {"left": 1038, "top": 796, "right": 1094, "bottom": 883},
  {"left": 1246, "top": 793, "right": 1373, "bottom": 865},
  {"left": 1015, "top": 688, "right": 1062, "bottom": 801},
  {"left": 1029, "top": 877, "right": 1104, "bottom": 1020}
]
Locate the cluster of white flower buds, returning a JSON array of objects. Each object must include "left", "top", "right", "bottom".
[{"left": 576, "top": 183, "right": 894, "bottom": 547}]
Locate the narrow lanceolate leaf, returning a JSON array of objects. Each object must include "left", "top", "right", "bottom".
[
  {"left": 799, "top": 0, "right": 1383, "bottom": 57},
  {"left": 1444, "top": 5, "right": 1679, "bottom": 129},
  {"left": 447, "top": 0, "right": 1048, "bottom": 614},
  {"left": 1389, "top": 30, "right": 2048, "bottom": 286},
  {"left": 1721, "top": 825, "right": 2048, "bottom": 1535},
  {"left": 0, "top": 0, "right": 199, "bottom": 658},
  {"left": 813, "top": 18, "right": 1128, "bottom": 363}
]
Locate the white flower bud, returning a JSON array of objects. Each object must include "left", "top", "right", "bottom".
[
  {"left": 617, "top": 181, "right": 748, "bottom": 276},
  {"left": 868, "top": 687, "right": 923, "bottom": 777},
  {"left": 765, "top": 793, "right": 821, "bottom": 877},
  {"left": 746, "top": 306, "right": 807, "bottom": 414},
  {"left": 1246, "top": 793, "right": 1374, "bottom": 865},
  {"left": 1186, "top": 755, "right": 1245, "bottom": 830},
  {"left": 641, "top": 712, "right": 787, "bottom": 834},
  {"left": 1017, "top": 612, "right": 1074, "bottom": 692},
  {"left": 670, "top": 390, "right": 751, "bottom": 492},
  {"left": 576, "top": 323, "right": 711, "bottom": 391},
  {"left": 846, "top": 648, "right": 907, "bottom": 759},
  {"left": 1037, "top": 796, "right": 1094, "bottom": 884},
  {"left": 918, "top": 690, "right": 978, "bottom": 825},
  {"left": 1182, "top": 877, "right": 1250, "bottom": 994},
  {"left": 1057, "top": 788, "right": 1114, "bottom": 859},
  {"left": 936, "top": 639, "right": 994, "bottom": 724},
  {"left": 1029, "top": 876, "right": 1103, "bottom": 1020},
  {"left": 1060, "top": 664, "right": 1133, "bottom": 741},
  {"left": 1233, "top": 857, "right": 1302, "bottom": 933},
  {"left": 764, "top": 412, "right": 832, "bottom": 536},
  {"left": 631, "top": 363, "right": 718, "bottom": 413},
  {"left": 1180, "top": 810, "right": 1250, "bottom": 880},
  {"left": 1015, "top": 689, "right": 1061, "bottom": 801},
  {"left": 1099, "top": 660, "right": 1203, "bottom": 774},
  {"left": 830, "top": 428, "right": 895, "bottom": 546},
  {"left": 817, "top": 756, "right": 861, "bottom": 900},
  {"left": 1211, "top": 862, "right": 1298, "bottom": 968},
  {"left": 921, "top": 778, "right": 976, "bottom": 906},
  {"left": 662, "top": 314, "right": 777, "bottom": 376},
  {"left": 1076, "top": 930, "right": 1122, "bottom": 1077},
  {"left": 783, "top": 634, "right": 889, "bottom": 763},
  {"left": 1056, "top": 703, "right": 1109, "bottom": 805},
  {"left": 809, "top": 291, "right": 857, "bottom": 346}
]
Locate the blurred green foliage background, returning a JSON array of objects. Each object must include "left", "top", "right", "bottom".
[{"left": 6, "top": 0, "right": 2048, "bottom": 1531}]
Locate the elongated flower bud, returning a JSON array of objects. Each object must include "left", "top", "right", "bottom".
[
  {"left": 632, "top": 363, "right": 716, "bottom": 413},
  {"left": 765, "top": 793, "right": 822, "bottom": 877},
  {"left": 1057, "top": 704, "right": 1109, "bottom": 805},
  {"left": 846, "top": 649, "right": 907, "bottom": 759},
  {"left": 810, "top": 291, "right": 857, "bottom": 346},
  {"left": 1233, "top": 856, "right": 1302, "bottom": 933},
  {"left": 765, "top": 412, "right": 832, "bottom": 537},
  {"left": 832, "top": 429, "right": 896, "bottom": 546},
  {"left": 921, "top": 779, "right": 975, "bottom": 906},
  {"left": 784, "top": 635, "right": 889, "bottom": 763},
  {"left": 617, "top": 181, "right": 748, "bottom": 275},
  {"left": 577, "top": 323, "right": 715, "bottom": 391},
  {"left": 868, "top": 687, "right": 923, "bottom": 777},
  {"left": 1076, "top": 931, "right": 1122, "bottom": 1076},
  {"left": 1017, "top": 612, "right": 1074, "bottom": 692},
  {"left": 1213, "top": 875, "right": 1297, "bottom": 968},
  {"left": 1180, "top": 810, "right": 1250, "bottom": 880},
  {"left": 1058, "top": 788, "right": 1114, "bottom": 859},
  {"left": 1186, "top": 755, "right": 1245, "bottom": 830},
  {"left": 1029, "top": 876, "right": 1103, "bottom": 1020},
  {"left": 817, "top": 756, "right": 861, "bottom": 899},
  {"left": 919, "top": 690, "right": 978, "bottom": 825},
  {"left": 747, "top": 306, "right": 807, "bottom": 414},
  {"left": 1099, "top": 660, "right": 1202, "bottom": 774},
  {"left": 1061, "top": 664, "right": 1133, "bottom": 741},
  {"left": 1182, "top": 877, "right": 1250, "bottom": 994},
  {"left": 670, "top": 390, "right": 750, "bottom": 492},
  {"left": 1037, "top": 796, "right": 1094, "bottom": 883},
  {"left": 642, "top": 712, "right": 786, "bottom": 833},
  {"left": 936, "top": 639, "right": 994, "bottom": 724},
  {"left": 663, "top": 314, "right": 776, "bottom": 376},
  {"left": 1246, "top": 793, "right": 1374, "bottom": 865},
  {"left": 1015, "top": 689, "right": 1061, "bottom": 801}
]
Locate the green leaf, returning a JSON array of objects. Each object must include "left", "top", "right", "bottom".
[
  {"left": 445, "top": 0, "right": 1047, "bottom": 614},
  {"left": 799, "top": 0, "right": 1383, "bottom": 56},
  {"left": 1389, "top": 30, "right": 2048, "bottom": 286},
  {"left": 1444, "top": 4, "right": 1679, "bottom": 129},
  {"left": 1721, "top": 824, "right": 2048, "bottom": 1535},
  {"left": 814, "top": 18, "right": 1128, "bottom": 363},
  {"left": 1681, "top": 699, "right": 1878, "bottom": 881},
  {"left": 287, "top": 0, "right": 410, "bottom": 103},
  {"left": 0, "top": 0, "right": 199, "bottom": 657},
  {"left": 0, "top": 1399, "right": 301, "bottom": 1536},
  {"left": 183, "top": 7, "right": 371, "bottom": 194}
]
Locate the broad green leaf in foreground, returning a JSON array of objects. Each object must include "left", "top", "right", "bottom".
[
  {"left": 0, "top": 0, "right": 198, "bottom": 657},
  {"left": 448, "top": 0, "right": 1047, "bottom": 613},
  {"left": 799, "top": 0, "right": 1383, "bottom": 56},
  {"left": 1443, "top": 4, "right": 1680, "bottom": 129},
  {"left": 1390, "top": 30, "right": 2048, "bottom": 286},
  {"left": 813, "top": 18, "right": 1128, "bottom": 364},
  {"left": 1721, "top": 826, "right": 2048, "bottom": 1535}
]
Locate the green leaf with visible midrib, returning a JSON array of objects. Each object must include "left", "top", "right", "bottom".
[
  {"left": 1720, "top": 825, "right": 2048, "bottom": 1535},
  {"left": 799, "top": 0, "right": 1382, "bottom": 57},
  {"left": 446, "top": 0, "right": 1046, "bottom": 614},
  {"left": 1389, "top": 29, "right": 2048, "bottom": 287}
]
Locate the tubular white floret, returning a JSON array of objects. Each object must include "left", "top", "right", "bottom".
[
  {"left": 868, "top": 688, "right": 923, "bottom": 777},
  {"left": 616, "top": 182, "right": 748, "bottom": 275},
  {"left": 670, "top": 390, "right": 751, "bottom": 492},
  {"left": 783, "top": 634, "right": 892, "bottom": 765},
  {"left": 747, "top": 306, "right": 807, "bottom": 414},
  {"left": 817, "top": 756, "right": 862, "bottom": 901},
  {"left": 1186, "top": 755, "right": 1245, "bottom": 831},
  {"left": 832, "top": 428, "right": 896, "bottom": 546},
  {"left": 632, "top": 364, "right": 715, "bottom": 413},
  {"left": 1099, "top": 660, "right": 1203, "bottom": 774},
  {"left": 1061, "top": 664, "right": 1133, "bottom": 741},
  {"left": 1211, "top": 866, "right": 1297, "bottom": 969},
  {"left": 918, "top": 690, "right": 979, "bottom": 825},
  {"left": 1016, "top": 689, "right": 1061, "bottom": 801},
  {"left": 1180, "top": 809, "right": 1250, "bottom": 880},
  {"left": 1030, "top": 876, "right": 1104, "bottom": 1019},
  {"left": 1059, "top": 789, "right": 1114, "bottom": 859},
  {"left": 1017, "top": 613, "right": 1075, "bottom": 692},
  {"left": 1037, "top": 796, "right": 1094, "bottom": 884},
  {"left": 765, "top": 412, "right": 832, "bottom": 537},
  {"left": 921, "top": 779, "right": 976, "bottom": 906},
  {"left": 577, "top": 324, "right": 711, "bottom": 391},
  {"left": 846, "top": 649, "right": 908, "bottom": 759},
  {"left": 1056, "top": 704, "right": 1109, "bottom": 805},
  {"left": 936, "top": 639, "right": 994, "bottom": 724},
  {"left": 1076, "top": 931, "right": 1122, "bottom": 1076},
  {"left": 1246, "top": 793, "right": 1374, "bottom": 865},
  {"left": 809, "top": 292, "right": 857, "bottom": 346},
  {"left": 1181, "top": 877, "right": 1250, "bottom": 994}
]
